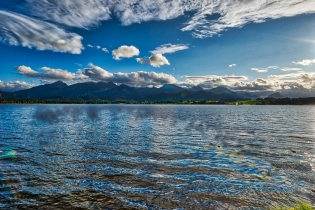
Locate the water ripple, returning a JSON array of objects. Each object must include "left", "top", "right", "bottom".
[{"left": 0, "top": 104, "right": 314, "bottom": 209}]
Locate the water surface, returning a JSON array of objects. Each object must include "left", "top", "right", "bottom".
[{"left": 0, "top": 104, "right": 314, "bottom": 209}]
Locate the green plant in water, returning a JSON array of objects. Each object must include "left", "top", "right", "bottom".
[{"left": 270, "top": 201, "right": 314, "bottom": 210}]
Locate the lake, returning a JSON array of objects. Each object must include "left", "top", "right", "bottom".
[{"left": 0, "top": 104, "right": 314, "bottom": 209}]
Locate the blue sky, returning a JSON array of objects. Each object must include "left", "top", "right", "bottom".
[{"left": 0, "top": 0, "right": 315, "bottom": 92}]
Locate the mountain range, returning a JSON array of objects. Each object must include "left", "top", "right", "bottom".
[{"left": 0, "top": 81, "right": 307, "bottom": 101}]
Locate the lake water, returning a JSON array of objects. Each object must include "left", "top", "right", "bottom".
[{"left": 0, "top": 104, "right": 314, "bottom": 209}]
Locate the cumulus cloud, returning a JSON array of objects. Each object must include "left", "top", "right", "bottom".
[
  {"left": 182, "top": 75, "right": 248, "bottom": 89},
  {"left": 229, "top": 64, "right": 236, "bottom": 68},
  {"left": 292, "top": 59, "right": 315, "bottom": 66},
  {"left": 82, "top": 63, "right": 176, "bottom": 85},
  {"left": 96, "top": 46, "right": 100, "bottom": 49},
  {"left": 87, "top": 44, "right": 94, "bottom": 48},
  {"left": 149, "top": 54, "right": 170, "bottom": 67},
  {"left": 112, "top": 45, "right": 140, "bottom": 60},
  {"left": 0, "top": 10, "right": 83, "bottom": 54},
  {"left": 81, "top": 63, "right": 113, "bottom": 80},
  {"left": 150, "top": 44, "right": 189, "bottom": 54},
  {"left": 13, "top": 64, "right": 315, "bottom": 92},
  {"left": 15, "top": 63, "right": 176, "bottom": 85},
  {"left": 137, "top": 54, "right": 170, "bottom": 67},
  {"left": 267, "top": 72, "right": 315, "bottom": 90},
  {"left": 16, "top": 66, "right": 78, "bottom": 81},
  {"left": 102, "top": 48, "right": 109, "bottom": 53},
  {"left": 180, "top": 71, "right": 315, "bottom": 92},
  {"left": 0, "top": 80, "right": 35, "bottom": 92}
]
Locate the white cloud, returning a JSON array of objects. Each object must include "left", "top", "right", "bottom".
[
  {"left": 13, "top": 64, "right": 315, "bottom": 92},
  {"left": 96, "top": 46, "right": 101, "bottom": 49},
  {"left": 22, "top": 0, "right": 111, "bottom": 29},
  {"left": 150, "top": 44, "right": 189, "bottom": 54},
  {"left": 267, "top": 66, "right": 279, "bottom": 69},
  {"left": 87, "top": 44, "right": 94, "bottom": 48},
  {"left": 16, "top": 63, "right": 176, "bottom": 85},
  {"left": 281, "top": 67, "right": 302, "bottom": 71},
  {"left": 292, "top": 59, "right": 315, "bottom": 66},
  {"left": 149, "top": 54, "right": 170, "bottom": 67},
  {"left": 251, "top": 68, "right": 268, "bottom": 73},
  {"left": 16, "top": 66, "right": 40, "bottom": 78},
  {"left": 180, "top": 0, "right": 315, "bottom": 38},
  {"left": 102, "top": 48, "right": 109, "bottom": 53},
  {"left": 0, "top": 10, "right": 83, "bottom": 54},
  {"left": 267, "top": 72, "right": 315, "bottom": 90},
  {"left": 229, "top": 64, "right": 236, "bottom": 68},
  {"left": 182, "top": 75, "right": 248, "bottom": 89},
  {"left": 1, "top": 0, "right": 314, "bottom": 54},
  {"left": 137, "top": 54, "right": 170, "bottom": 68},
  {"left": 136, "top": 58, "right": 150, "bottom": 64},
  {"left": 112, "top": 45, "right": 140, "bottom": 60},
  {"left": 182, "top": 72, "right": 315, "bottom": 92},
  {"left": 40, "top": 67, "right": 77, "bottom": 81},
  {"left": 0, "top": 80, "right": 35, "bottom": 92},
  {"left": 81, "top": 63, "right": 114, "bottom": 80},
  {"left": 16, "top": 66, "right": 78, "bottom": 81},
  {"left": 82, "top": 63, "right": 176, "bottom": 85},
  {"left": 251, "top": 66, "right": 280, "bottom": 73}
]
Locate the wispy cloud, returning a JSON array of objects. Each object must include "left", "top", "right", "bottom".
[
  {"left": 267, "top": 66, "right": 279, "bottom": 69},
  {"left": 102, "top": 48, "right": 109, "bottom": 53},
  {"left": 251, "top": 68, "right": 268, "bottom": 73},
  {"left": 251, "top": 66, "right": 279, "bottom": 73},
  {"left": 20, "top": 0, "right": 111, "bottom": 29},
  {"left": 229, "top": 64, "right": 236, "bottom": 68},
  {"left": 181, "top": 0, "right": 315, "bottom": 38},
  {"left": 292, "top": 59, "right": 315, "bottom": 66},
  {"left": 150, "top": 44, "right": 189, "bottom": 54},
  {"left": 0, "top": 10, "right": 83, "bottom": 54},
  {"left": 1, "top": 0, "right": 314, "bottom": 53},
  {"left": 281, "top": 67, "right": 302, "bottom": 71}
]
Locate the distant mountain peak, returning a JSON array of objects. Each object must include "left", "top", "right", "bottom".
[
  {"left": 161, "top": 84, "right": 181, "bottom": 89},
  {"left": 49, "top": 80, "right": 68, "bottom": 88},
  {"left": 212, "top": 86, "right": 229, "bottom": 90},
  {"left": 268, "top": 92, "right": 284, "bottom": 98},
  {"left": 98, "top": 81, "right": 114, "bottom": 85},
  {"left": 190, "top": 86, "right": 203, "bottom": 91},
  {"left": 209, "top": 86, "right": 237, "bottom": 96}
]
